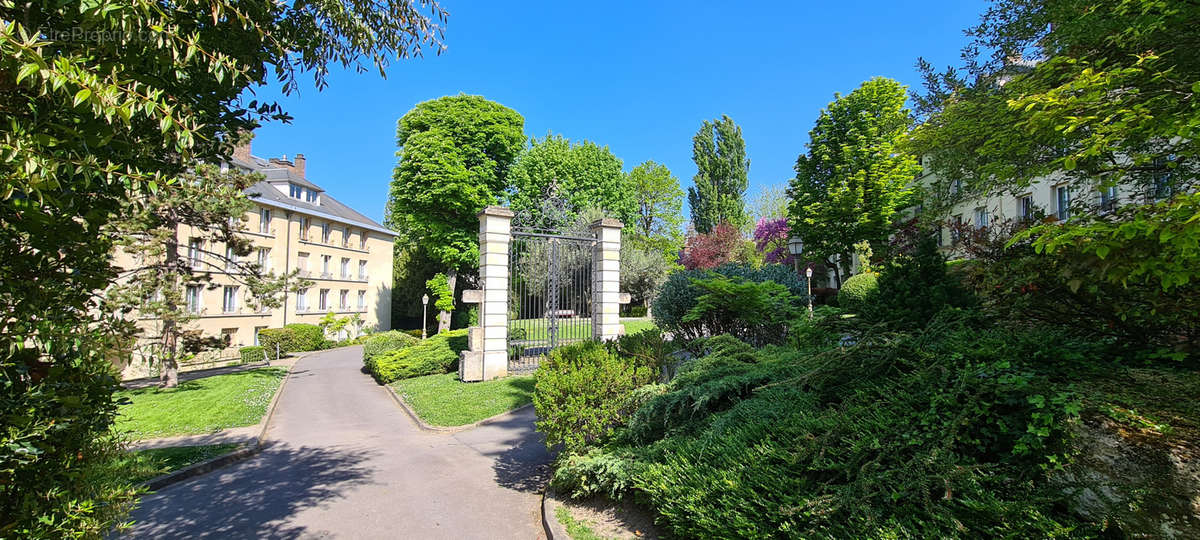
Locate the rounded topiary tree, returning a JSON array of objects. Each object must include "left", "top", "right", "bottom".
[{"left": 838, "top": 272, "right": 879, "bottom": 312}]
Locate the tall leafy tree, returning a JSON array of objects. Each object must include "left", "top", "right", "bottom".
[
  {"left": 388, "top": 95, "right": 525, "bottom": 332},
  {"left": 508, "top": 134, "right": 633, "bottom": 225},
  {"left": 108, "top": 163, "right": 309, "bottom": 387},
  {"left": 626, "top": 160, "right": 685, "bottom": 259},
  {"left": 0, "top": 1, "right": 446, "bottom": 534},
  {"left": 688, "top": 115, "right": 750, "bottom": 233},
  {"left": 788, "top": 77, "right": 919, "bottom": 287},
  {"left": 910, "top": 0, "right": 1200, "bottom": 215}
]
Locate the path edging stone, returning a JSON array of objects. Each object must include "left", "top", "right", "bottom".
[
  {"left": 137, "top": 359, "right": 296, "bottom": 490},
  {"left": 382, "top": 381, "right": 534, "bottom": 434},
  {"left": 541, "top": 487, "right": 570, "bottom": 540}
]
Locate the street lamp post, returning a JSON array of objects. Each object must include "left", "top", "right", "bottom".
[
  {"left": 787, "top": 237, "right": 804, "bottom": 276},
  {"left": 421, "top": 294, "right": 429, "bottom": 339},
  {"left": 805, "top": 267, "right": 814, "bottom": 319}
]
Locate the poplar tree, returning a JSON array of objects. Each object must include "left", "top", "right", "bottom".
[{"left": 688, "top": 115, "right": 750, "bottom": 233}]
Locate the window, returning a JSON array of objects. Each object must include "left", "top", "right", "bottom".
[
  {"left": 220, "top": 328, "right": 237, "bottom": 348},
  {"left": 1153, "top": 156, "right": 1175, "bottom": 199},
  {"left": 321, "top": 255, "right": 331, "bottom": 277},
  {"left": 289, "top": 184, "right": 302, "bottom": 199},
  {"left": 259, "top": 208, "right": 271, "bottom": 234},
  {"left": 973, "top": 207, "right": 988, "bottom": 230},
  {"left": 319, "top": 289, "right": 330, "bottom": 311},
  {"left": 257, "top": 248, "right": 271, "bottom": 270},
  {"left": 358, "top": 260, "right": 367, "bottom": 280},
  {"left": 297, "top": 252, "right": 309, "bottom": 275},
  {"left": 225, "top": 245, "right": 238, "bottom": 271},
  {"left": 340, "top": 258, "right": 350, "bottom": 279},
  {"left": 1018, "top": 195, "right": 1034, "bottom": 221},
  {"left": 321, "top": 223, "right": 331, "bottom": 243},
  {"left": 339, "top": 290, "right": 349, "bottom": 310},
  {"left": 254, "top": 326, "right": 268, "bottom": 346},
  {"left": 305, "top": 189, "right": 318, "bottom": 203},
  {"left": 950, "top": 179, "right": 963, "bottom": 195},
  {"left": 950, "top": 215, "right": 963, "bottom": 245},
  {"left": 188, "top": 238, "right": 203, "bottom": 269},
  {"left": 359, "top": 231, "right": 368, "bottom": 250},
  {"left": 300, "top": 217, "right": 311, "bottom": 240},
  {"left": 186, "top": 285, "right": 201, "bottom": 313},
  {"left": 1056, "top": 185, "right": 1071, "bottom": 221},
  {"left": 1100, "top": 186, "right": 1118, "bottom": 211},
  {"left": 296, "top": 288, "right": 308, "bottom": 311},
  {"left": 342, "top": 227, "right": 350, "bottom": 247},
  {"left": 357, "top": 290, "right": 366, "bottom": 310},
  {"left": 222, "top": 286, "right": 238, "bottom": 313}
]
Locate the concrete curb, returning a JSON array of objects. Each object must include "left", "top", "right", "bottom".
[
  {"left": 382, "top": 381, "right": 534, "bottom": 434},
  {"left": 137, "top": 360, "right": 296, "bottom": 491},
  {"left": 541, "top": 487, "right": 570, "bottom": 540}
]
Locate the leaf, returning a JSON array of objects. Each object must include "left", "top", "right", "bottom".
[
  {"left": 1066, "top": 279, "right": 1082, "bottom": 293},
  {"left": 1094, "top": 245, "right": 1110, "bottom": 259},
  {"left": 73, "top": 88, "right": 91, "bottom": 106}
]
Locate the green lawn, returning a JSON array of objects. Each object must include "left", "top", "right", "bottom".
[
  {"left": 391, "top": 372, "right": 535, "bottom": 427},
  {"left": 510, "top": 317, "right": 656, "bottom": 342},
  {"left": 121, "top": 444, "right": 242, "bottom": 484},
  {"left": 116, "top": 367, "right": 286, "bottom": 440}
]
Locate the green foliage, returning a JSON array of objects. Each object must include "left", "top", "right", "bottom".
[
  {"left": 115, "top": 368, "right": 286, "bottom": 440},
  {"left": 682, "top": 277, "right": 799, "bottom": 346},
  {"left": 862, "top": 236, "right": 976, "bottom": 330},
  {"left": 629, "top": 324, "right": 1097, "bottom": 539},
  {"left": 362, "top": 330, "right": 420, "bottom": 361},
  {"left": 239, "top": 346, "right": 265, "bottom": 364},
  {"left": 552, "top": 447, "right": 647, "bottom": 500},
  {"left": 612, "top": 328, "right": 678, "bottom": 379},
  {"left": 625, "top": 160, "right": 686, "bottom": 259},
  {"left": 912, "top": 0, "right": 1200, "bottom": 211},
  {"left": 652, "top": 263, "right": 806, "bottom": 341},
  {"left": 837, "top": 272, "right": 878, "bottom": 312},
  {"left": 789, "top": 77, "right": 918, "bottom": 279},
  {"left": 509, "top": 134, "right": 633, "bottom": 225},
  {"left": 388, "top": 95, "right": 525, "bottom": 271},
  {"left": 425, "top": 273, "right": 455, "bottom": 312},
  {"left": 689, "top": 115, "right": 750, "bottom": 233},
  {"left": 364, "top": 329, "right": 468, "bottom": 383},
  {"left": 257, "top": 324, "right": 327, "bottom": 357},
  {"left": 533, "top": 342, "right": 655, "bottom": 455},
  {"left": 620, "top": 243, "right": 676, "bottom": 308}
]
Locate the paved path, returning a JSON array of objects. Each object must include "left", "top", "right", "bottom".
[{"left": 124, "top": 346, "right": 551, "bottom": 539}]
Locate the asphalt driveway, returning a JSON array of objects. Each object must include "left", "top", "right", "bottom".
[{"left": 124, "top": 346, "right": 551, "bottom": 539}]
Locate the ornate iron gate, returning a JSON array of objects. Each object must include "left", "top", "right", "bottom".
[{"left": 507, "top": 228, "right": 595, "bottom": 374}]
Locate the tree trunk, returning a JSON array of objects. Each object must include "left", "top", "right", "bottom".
[
  {"left": 437, "top": 268, "right": 456, "bottom": 333},
  {"left": 160, "top": 218, "right": 181, "bottom": 388}
]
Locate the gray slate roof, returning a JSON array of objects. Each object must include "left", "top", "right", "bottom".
[{"left": 231, "top": 155, "right": 395, "bottom": 236}]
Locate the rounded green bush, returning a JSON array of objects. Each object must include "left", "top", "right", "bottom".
[
  {"left": 365, "top": 329, "right": 467, "bottom": 383},
  {"left": 838, "top": 272, "right": 878, "bottom": 312},
  {"left": 362, "top": 330, "right": 419, "bottom": 360},
  {"left": 239, "top": 345, "right": 266, "bottom": 363}
]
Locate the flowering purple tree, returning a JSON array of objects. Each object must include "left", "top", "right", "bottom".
[{"left": 754, "top": 217, "right": 792, "bottom": 264}]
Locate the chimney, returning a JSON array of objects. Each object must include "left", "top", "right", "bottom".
[
  {"left": 294, "top": 154, "right": 306, "bottom": 177},
  {"left": 232, "top": 138, "right": 252, "bottom": 163}
]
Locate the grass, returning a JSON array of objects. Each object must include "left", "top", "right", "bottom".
[
  {"left": 115, "top": 367, "right": 286, "bottom": 440},
  {"left": 555, "top": 505, "right": 612, "bottom": 540},
  {"left": 510, "top": 317, "right": 656, "bottom": 342},
  {"left": 391, "top": 372, "right": 535, "bottom": 426},
  {"left": 120, "top": 444, "right": 242, "bottom": 484}
]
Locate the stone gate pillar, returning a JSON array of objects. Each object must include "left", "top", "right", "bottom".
[
  {"left": 591, "top": 218, "right": 624, "bottom": 341},
  {"left": 460, "top": 206, "right": 513, "bottom": 382}
]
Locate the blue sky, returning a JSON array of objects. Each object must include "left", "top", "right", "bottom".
[{"left": 248, "top": 1, "right": 987, "bottom": 225}]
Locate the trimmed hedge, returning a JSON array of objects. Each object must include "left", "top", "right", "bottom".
[
  {"left": 256, "top": 323, "right": 328, "bottom": 358},
  {"left": 239, "top": 346, "right": 266, "bottom": 363},
  {"left": 365, "top": 329, "right": 468, "bottom": 383},
  {"left": 837, "top": 272, "right": 878, "bottom": 312},
  {"left": 363, "top": 330, "right": 419, "bottom": 360}
]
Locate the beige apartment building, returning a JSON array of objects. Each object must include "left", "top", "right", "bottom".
[{"left": 116, "top": 140, "right": 395, "bottom": 377}]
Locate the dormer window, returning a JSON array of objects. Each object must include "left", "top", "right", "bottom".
[
  {"left": 289, "top": 184, "right": 302, "bottom": 199},
  {"left": 287, "top": 183, "right": 320, "bottom": 204},
  {"left": 306, "top": 190, "right": 318, "bottom": 203}
]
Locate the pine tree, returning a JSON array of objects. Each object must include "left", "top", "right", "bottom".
[{"left": 688, "top": 115, "right": 750, "bottom": 233}]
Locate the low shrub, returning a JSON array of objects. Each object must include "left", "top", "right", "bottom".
[
  {"left": 653, "top": 262, "right": 806, "bottom": 341},
  {"left": 611, "top": 328, "right": 677, "bottom": 380},
  {"left": 861, "top": 236, "right": 976, "bottom": 329},
  {"left": 552, "top": 447, "right": 647, "bottom": 500},
  {"left": 365, "top": 329, "right": 468, "bottom": 383},
  {"left": 681, "top": 276, "right": 799, "bottom": 346},
  {"left": 362, "top": 330, "right": 419, "bottom": 360},
  {"left": 257, "top": 324, "right": 328, "bottom": 357},
  {"left": 239, "top": 346, "right": 266, "bottom": 364},
  {"left": 402, "top": 329, "right": 422, "bottom": 339},
  {"left": 533, "top": 341, "right": 655, "bottom": 455},
  {"left": 624, "top": 305, "right": 648, "bottom": 318},
  {"left": 837, "top": 271, "right": 877, "bottom": 312}
]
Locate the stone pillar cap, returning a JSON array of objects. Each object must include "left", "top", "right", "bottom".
[
  {"left": 589, "top": 218, "right": 624, "bottom": 229},
  {"left": 478, "top": 206, "right": 515, "bottom": 218}
]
